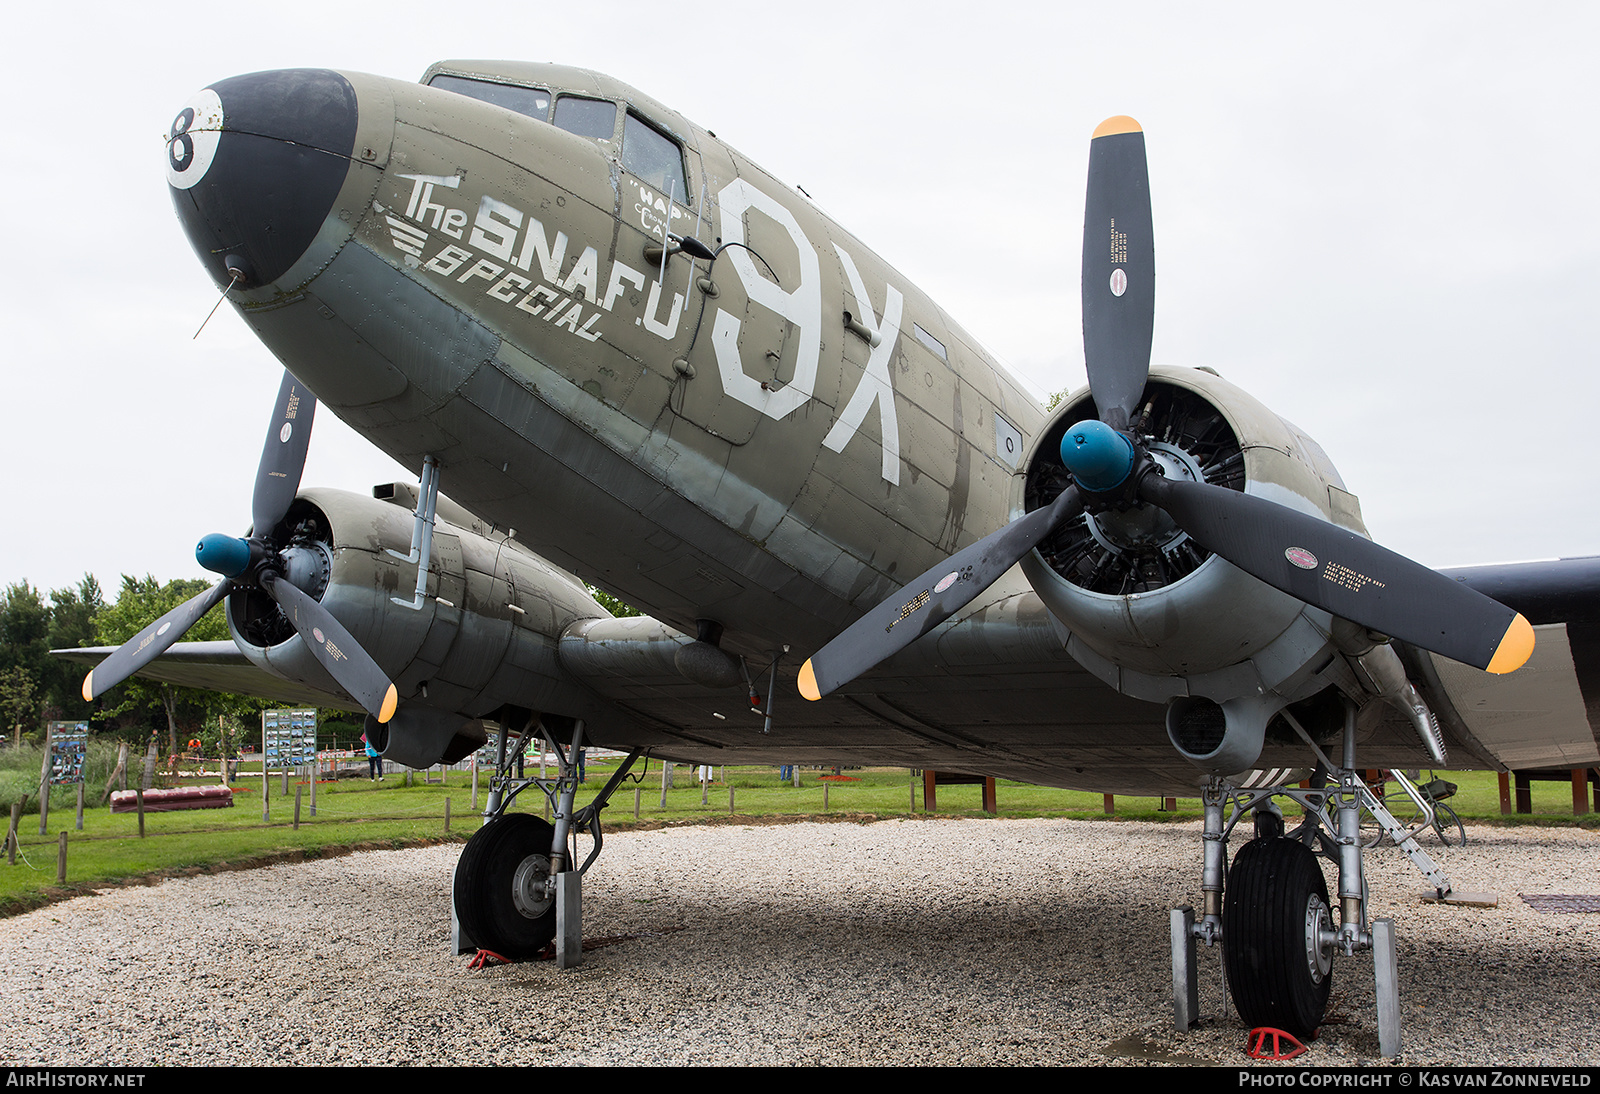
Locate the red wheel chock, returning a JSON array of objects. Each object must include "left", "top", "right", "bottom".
[
  {"left": 467, "top": 949, "right": 512, "bottom": 969},
  {"left": 1247, "top": 1027, "right": 1309, "bottom": 1060}
]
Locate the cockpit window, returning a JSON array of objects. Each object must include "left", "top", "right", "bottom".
[
  {"left": 553, "top": 96, "right": 617, "bottom": 141},
  {"left": 427, "top": 75, "right": 551, "bottom": 122},
  {"left": 622, "top": 113, "right": 688, "bottom": 202}
]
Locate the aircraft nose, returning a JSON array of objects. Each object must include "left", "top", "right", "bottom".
[{"left": 166, "top": 69, "right": 359, "bottom": 290}]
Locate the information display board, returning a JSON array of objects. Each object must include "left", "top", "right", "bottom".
[
  {"left": 47, "top": 722, "right": 88, "bottom": 785},
  {"left": 261, "top": 708, "right": 317, "bottom": 770}
]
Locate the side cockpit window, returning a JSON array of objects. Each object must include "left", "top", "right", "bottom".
[
  {"left": 427, "top": 75, "right": 551, "bottom": 122},
  {"left": 426, "top": 77, "right": 686, "bottom": 202},
  {"left": 553, "top": 95, "right": 617, "bottom": 140},
  {"left": 622, "top": 113, "right": 688, "bottom": 202}
]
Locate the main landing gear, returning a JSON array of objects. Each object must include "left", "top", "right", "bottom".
[
  {"left": 1171, "top": 698, "right": 1449, "bottom": 1057},
  {"left": 452, "top": 713, "right": 642, "bottom": 967}
]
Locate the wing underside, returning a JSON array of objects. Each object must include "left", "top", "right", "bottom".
[
  {"left": 54, "top": 558, "right": 1600, "bottom": 795},
  {"left": 54, "top": 641, "right": 357, "bottom": 712}
]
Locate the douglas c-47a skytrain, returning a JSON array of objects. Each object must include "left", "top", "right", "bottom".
[{"left": 64, "top": 61, "right": 1600, "bottom": 1047}]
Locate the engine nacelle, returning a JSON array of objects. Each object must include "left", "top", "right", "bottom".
[
  {"left": 224, "top": 485, "right": 607, "bottom": 765},
  {"left": 1016, "top": 366, "right": 1369, "bottom": 768}
]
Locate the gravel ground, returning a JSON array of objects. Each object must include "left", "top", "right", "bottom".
[{"left": 0, "top": 817, "right": 1596, "bottom": 1067}]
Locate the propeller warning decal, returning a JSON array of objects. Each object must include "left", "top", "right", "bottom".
[
  {"left": 1322, "top": 561, "right": 1387, "bottom": 593},
  {"left": 885, "top": 590, "right": 931, "bottom": 633}
]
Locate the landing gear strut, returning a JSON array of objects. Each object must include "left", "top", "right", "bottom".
[
  {"left": 1172, "top": 698, "right": 1430, "bottom": 1057},
  {"left": 452, "top": 713, "right": 642, "bottom": 967}
]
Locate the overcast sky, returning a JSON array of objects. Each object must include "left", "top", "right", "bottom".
[{"left": 3, "top": 0, "right": 1596, "bottom": 602}]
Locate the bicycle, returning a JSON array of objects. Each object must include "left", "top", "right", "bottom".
[{"left": 1359, "top": 770, "right": 1467, "bottom": 847}]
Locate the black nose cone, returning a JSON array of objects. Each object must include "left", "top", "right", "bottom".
[{"left": 167, "top": 69, "right": 358, "bottom": 289}]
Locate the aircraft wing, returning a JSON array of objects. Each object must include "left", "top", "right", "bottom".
[
  {"left": 1417, "top": 557, "right": 1600, "bottom": 770},
  {"left": 58, "top": 560, "right": 1600, "bottom": 795},
  {"left": 553, "top": 573, "right": 1529, "bottom": 794},
  {"left": 54, "top": 642, "right": 358, "bottom": 712}
]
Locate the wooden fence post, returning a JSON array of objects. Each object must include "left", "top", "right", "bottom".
[
  {"left": 101, "top": 742, "right": 128, "bottom": 806},
  {"left": 37, "top": 726, "right": 52, "bottom": 836},
  {"left": 56, "top": 832, "right": 66, "bottom": 883}
]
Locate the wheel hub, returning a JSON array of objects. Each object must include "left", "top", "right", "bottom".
[
  {"left": 1303, "top": 894, "right": 1334, "bottom": 984},
  {"left": 511, "top": 853, "right": 554, "bottom": 919}
]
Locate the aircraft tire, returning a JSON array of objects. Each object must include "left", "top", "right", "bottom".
[
  {"left": 1222, "top": 836, "right": 1333, "bottom": 1040},
  {"left": 454, "top": 813, "right": 558, "bottom": 961}
]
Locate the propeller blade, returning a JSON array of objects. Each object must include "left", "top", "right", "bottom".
[
  {"left": 1082, "top": 117, "right": 1154, "bottom": 432},
  {"left": 1138, "top": 474, "right": 1534, "bottom": 674},
  {"left": 263, "top": 573, "right": 399, "bottom": 722},
  {"left": 252, "top": 370, "right": 317, "bottom": 539},
  {"left": 800, "top": 486, "right": 1084, "bottom": 700},
  {"left": 82, "top": 580, "right": 231, "bottom": 700}
]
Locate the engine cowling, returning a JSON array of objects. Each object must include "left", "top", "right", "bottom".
[
  {"left": 1016, "top": 365, "right": 1368, "bottom": 771},
  {"left": 224, "top": 485, "right": 608, "bottom": 765}
]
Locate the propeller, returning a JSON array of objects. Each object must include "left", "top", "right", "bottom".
[
  {"left": 800, "top": 116, "right": 1534, "bottom": 700},
  {"left": 84, "top": 372, "right": 399, "bottom": 723}
]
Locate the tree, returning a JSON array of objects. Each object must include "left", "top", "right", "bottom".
[
  {"left": 0, "top": 583, "right": 51, "bottom": 736},
  {"left": 43, "top": 575, "right": 102, "bottom": 721},
  {"left": 0, "top": 582, "right": 50, "bottom": 679},
  {"left": 0, "top": 666, "right": 38, "bottom": 746},
  {"left": 0, "top": 576, "right": 110, "bottom": 728},
  {"left": 585, "top": 584, "right": 640, "bottom": 619}
]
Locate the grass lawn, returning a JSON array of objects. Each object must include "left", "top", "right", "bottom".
[{"left": 2, "top": 761, "right": 1593, "bottom": 914}]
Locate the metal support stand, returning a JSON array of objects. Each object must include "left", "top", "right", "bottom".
[
  {"left": 1373, "top": 918, "right": 1401, "bottom": 1057},
  {"left": 556, "top": 872, "right": 582, "bottom": 968},
  {"left": 1170, "top": 906, "right": 1199, "bottom": 1031}
]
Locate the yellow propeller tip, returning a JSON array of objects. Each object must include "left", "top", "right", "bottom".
[
  {"left": 797, "top": 660, "right": 821, "bottom": 702},
  {"left": 81, "top": 672, "right": 94, "bottom": 702},
  {"left": 1486, "top": 613, "right": 1536, "bottom": 675},
  {"left": 1093, "top": 115, "right": 1142, "bottom": 139},
  {"left": 379, "top": 685, "right": 399, "bottom": 723}
]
